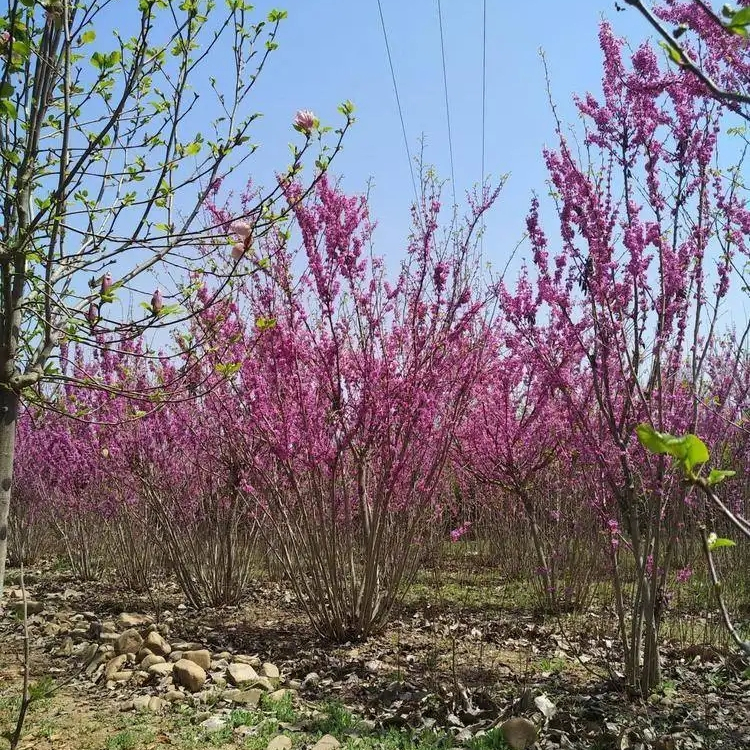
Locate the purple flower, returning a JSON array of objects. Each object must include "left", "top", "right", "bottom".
[{"left": 450, "top": 521, "right": 471, "bottom": 542}]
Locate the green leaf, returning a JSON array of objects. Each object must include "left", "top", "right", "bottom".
[
  {"left": 708, "top": 535, "right": 736, "bottom": 551},
  {"left": 658, "top": 39, "right": 686, "bottom": 66},
  {"left": 635, "top": 424, "right": 709, "bottom": 471},
  {"left": 0, "top": 99, "right": 17, "bottom": 120},
  {"left": 727, "top": 7, "right": 750, "bottom": 34},
  {"left": 81, "top": 29, "right": 96, "bottom": 44},
  {"left": 707, "top": 468, "right": 736, "bottom": 486}
]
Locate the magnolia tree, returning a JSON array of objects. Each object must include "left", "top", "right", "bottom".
[
  {"left": 0, "top": 0, "right": 353, "bottom": 598},
  {"left": 218, "top": 172, "right": 501, "bottom": 640},
  {"left": 501, "top": 22, "right": 750, "bottom": 692}
]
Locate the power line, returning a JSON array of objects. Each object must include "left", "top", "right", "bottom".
[
  {"left": 437, "top": 0, "right": 456, "bottom": 208},
  {"left": 481, "top": 0, "right": 487, "bottom": 192},
  {"left": 480, "top": 0, "right": 488, "bottom": 257},
  {"left": 376, "top": 0, "right": 419, "bottom": 207}
]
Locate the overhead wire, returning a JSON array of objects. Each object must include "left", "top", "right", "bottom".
[
  {"left": 376, "top": 0, "right": 419, "bottom": 207},
  {"left": 436, "top": 0, "right": 457, "bottom": 209},
  {"left": 480, "top": 0, "right": 488, "bottom": 257}
]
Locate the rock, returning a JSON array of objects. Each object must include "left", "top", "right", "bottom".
[
  {"left": 267, "top": 689, "right": 291, "bottom": 702},
  {"left": 99, "top": 632, "right": 120, "bottom": 646},
  {"left": 144, "top": 631, "right": 171, "bottom": 657},
  {"left": 302, "top": 672, "right": 320, "bottom": 688},
  {"left": 184, "top": 649, "right": 211, "bottom": 671},
  {"left": 131, "top": 671, "right": 150, "bottom": 687},
  {"left": 267, "top": 736, "right": 293, "bottom": 750},
  {"left": 173, "top": 658, "right": 207, "bottom": 693},
  {"left": 164, "top": 690, "right": 186, "bottom": 703},
  {"left": 58, "top": 637, "right": 74, "bottom": 657},
  {"left": 10, "top": 600, "right": 43, "bottom": 616},
  {"left": 132, "top": 696, "right": 151, "bottom": 711},
  {"left": 43, "top": 622, "right": 61, "bottom": 637},
  {"left": 200, "top": 716, "right": 227, "bottom": 732},
  {"left": 148, "top": 662, "right": 174, "bottom": 677},
  {"left": 169, "top": 651, "right": 184, "bottom": 663},
  {"left": 111, "top": 670, "right": 134, "bottom": 683},
  {"left": 105, "top": 654, "right": 128, "bottom": 681},
  {"left": 212, "top": 675, "right": 227, "bottom": 690},
  {"left": 116, "top": 629, "right": 143, "bottom": 656},
  {"left": 501, "top": 717, "right": 537, "bottom": 750},
  {"left": 262, "top": 662, "right": 280, "bottom": 683},
  {"left": 234, "top": 654, "right": 261, "bottom": 667},
  {"left": 312, "top": 735, "right": 340, "bottom": 750},
  {"left": 148, "top": 696, "right": 165, "bottom": 713},
  {"left": 247, "top": 677, "right": 274, "bottom": 692},
  {"left": 227, "top": 662, "right": 259, "bottom": 686},
  {"left": 224, "top": 688, "right": 263, "bottom": 707},
  {"left": 140, "top": 654, "right": 166, "bottom": 670},
  {"left": 101, "top": 621, "right": 117, "bottom": 634},
  {"left": 85, "top": 649, "right": 108, "bottom": 677},
  {"left": 117, "top": 613, "right": 151, "bottom": 628}
]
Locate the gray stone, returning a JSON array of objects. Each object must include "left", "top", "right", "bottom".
[
  {"left": 312, "top": 735, "right": 340, "bottom": 750},
  {"left": 105, "top": 654, "right": 128, "bottom": 680},
  {"left": 117, "top": 613, "right": 151, "bottom": 628},
  {"left": 116, "top": 628, "right": 143, "bottom": 656},
  {"left": 267, "top": 689, "right": 292, "bottom": 702},
  {"left": 262, "top": 662, "right": 280, "bottom": 683},
  {"left": 140, "top": 654, "right": 166, "bottom": 670},
  {"left": 184, "top": 649, "right": 211, "bottom": 671},
  {"left": 224, "top": 688, "right": 263, "bottom": 707},
  {"left": 227, "top": 662, "right": 259, "bottom": 686},
  {"left": 200, "top": 716, "right": 227, "bottom": 732},
  {"left": 267, "top": 736, "right": 293, "bottom": 750},
  {"left": 148, "top": 662, "right": 174, "bottom": 677},
  {"left": 144, "top": 631, "right": 171, "bottom": 657},
  {"left": 173, "top": 658, "right": 206, "bottom": 693},
  {"left": 164, "top": 690, "right": 186, "bottom": 703},
  {"left": 501, "top": 717, "right": 537, "bottom": 750},
  {"left": 111, "top": 670, "right": 133, "bottom": 683}
]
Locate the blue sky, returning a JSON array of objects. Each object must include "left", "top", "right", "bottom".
[{"left": 224, "top": 0, "right": 649, "bottom": 275}]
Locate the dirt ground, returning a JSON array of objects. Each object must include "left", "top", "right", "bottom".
[{"left": 1, "top": 563, "right": 749, "bottom": 750}]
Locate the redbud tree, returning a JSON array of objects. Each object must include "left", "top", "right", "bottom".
[
  {"left": 501, "top": 22, "right": 750, "bottom": 692},
  {"left": 228, "top": 172, "right": 500, "bottom": 640},
  {"left": 0, "top": 0, "right": 353, "bottom": 599}
]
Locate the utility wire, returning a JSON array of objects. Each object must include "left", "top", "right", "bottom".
[
  {"left": 437, "top": 0, "right": 456, "bottom": 208},
  {"left": 481, "top": 0, "right": 487, "bottom": 192},
  {"left": 376, "top": 0, "right": 419, "bottom": 207},
  {"left": 480, "top": 0, "right": 488, "bottom": 257}
]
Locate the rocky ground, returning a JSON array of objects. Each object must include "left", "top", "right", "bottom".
[{"left": 1, "top": 565, "right": 749, "bottom": 750}]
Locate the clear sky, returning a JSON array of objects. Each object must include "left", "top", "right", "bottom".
[{"left": 223, "top": 0, "right": 650, "bottom": 277}]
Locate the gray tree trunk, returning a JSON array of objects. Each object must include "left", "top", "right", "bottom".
[{"left": 0, "top": 387, "right": 18, "bottom": 603}]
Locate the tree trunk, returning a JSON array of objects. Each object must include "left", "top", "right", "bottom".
[{"left": 0, "top": 387, "right": 18, "bottom": 603}]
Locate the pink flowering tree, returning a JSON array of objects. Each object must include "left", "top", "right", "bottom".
[
  {"left": 230, "top": 172, "right": 500, "bottom": 640},
  {"left": 455, "top": 327, "right": 578, "bottom": 611},
  {"left": 501, "top": 22, "right": 750, "bottom": 692},
  {"left": 0, "top": 0, "right": 354, "bottom": 599}
]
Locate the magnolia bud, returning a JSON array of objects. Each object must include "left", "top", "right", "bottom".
[
  {"left": 229, "top": 220, "right": 253, "bottom": 240},
  {"left": 232, "top": 242, "right": 245, "bottom": 262},
  {"left": 100, "top": 272, "right": 113, "bottom": 296},
  {"left": 293, "top": 109, "right": 316, "bottom": 135},
  {"left": 151, "top": 288, "right": 163, "bottom": 316},
  {"left": 86, "top": 302, "right": 98, "bottom": 328}
]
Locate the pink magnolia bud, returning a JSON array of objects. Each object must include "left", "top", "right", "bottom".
[
  {"left": 293, "top": 109, "right": 316, "bottom": 135},
  {"left": 229, "top": 220, "right": 253, "bottom": 240},
  {"left": 86, "top": 302, "right": 98, "bottom": 328},
  {"left": 232, "top": 242, "right": 246, "bottom": 262},
  {"left": 151, "top": 288, "right": 163, "bottom": 316},
  {"left": 100, "top": 272, "right": 113, "bottom": 296}
]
